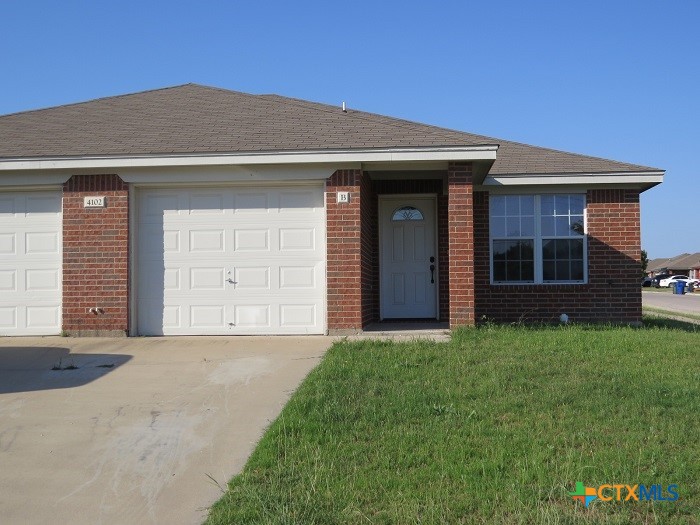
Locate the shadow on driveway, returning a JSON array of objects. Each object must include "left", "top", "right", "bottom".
[{"left": 0, "top": 346, "right": 131, "bottom": 394}]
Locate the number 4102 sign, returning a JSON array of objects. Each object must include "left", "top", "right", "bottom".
[{"left": 83, "top": 196, "right": 106, "bottom": 208}]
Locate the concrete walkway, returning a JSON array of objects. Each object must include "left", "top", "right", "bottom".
[{"left": 0, "top": 336, "right": 331, "bottom": 524}]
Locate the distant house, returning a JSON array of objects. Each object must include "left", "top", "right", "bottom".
[
  {"left": 648, "top": 253, "right": 700, "bottom": 278},
  {"left": 0, "top": 84, "right": 665, "bottom": 336}
]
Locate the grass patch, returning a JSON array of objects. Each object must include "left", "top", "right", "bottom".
[
  {"left": 642, "top": 287, "right": 673, "bottom": 293},
  {"left": 206, "top": 322, "right": 699, "bottom": 524}
]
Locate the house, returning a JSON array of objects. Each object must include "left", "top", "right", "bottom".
[
  {"left": 0, "top": 84, "right": 664, "bottom": 336},
  {"left": 648, "top": 253, "right": 700, "bottom": 278}
]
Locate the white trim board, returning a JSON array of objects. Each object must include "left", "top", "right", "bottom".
[
  {"left": 484, "top": 171, "right": 664, "bottom": 188},
  {"left": 0, "top": 146, "right": 498, "bottom": 171}
]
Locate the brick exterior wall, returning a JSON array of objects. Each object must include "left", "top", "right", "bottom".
[
  {"left": 326, "top": 169, "right": 365, "bottom": 331},
  {"left": 447, "top": 162, "right": 475, "bottom": 327},
  {"left": 473, "top": 189, "right": 642, "bottom": 324},
  {"left": 360, "top": 174, "right": 377, "bottom": 326},
  {"left": 326, "top": 174, "right": 450, "bottom": 331},
  {"left": 62, "top": 175, "right": 129, "bottom": 335}
]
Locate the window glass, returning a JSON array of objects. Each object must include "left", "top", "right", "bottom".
[
  {"left": 570, "top": 195, "right": 585, "bottom": 215},
  {"left": 541, "top": 195, "right": 555, "bottom": 216},
  {"left": 492, "top": 240, "right": 534, "bottom": 282},
  {"left": 392, "top": 206, "right": 424, "bottom": 221},
  {"left": 492, "top": 194, "right": 586, "bottom": 284},
  {"left": 520, "top": 196, "right": 535, "bottom": 216},
  {"left": 542, "top": 239, "right": 585, "bottom": 282},
  {"left": 490, "top": 196, "right": 506, "bottom": 216}
]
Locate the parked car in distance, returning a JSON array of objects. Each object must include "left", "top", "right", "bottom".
[
  {"left": 659, "top": 275, "right": 699, "bottom": 288},
  {"left": 651, "top": 273, "right": 671, "bottom": 287},
  {"left": 641, "top": 277, "right": 653, "bottom": 287}
]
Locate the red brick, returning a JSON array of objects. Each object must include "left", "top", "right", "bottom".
[{"left": 62, "top": 175, "right": 129, "bottom": 333}]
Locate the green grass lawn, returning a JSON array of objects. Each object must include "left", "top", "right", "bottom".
[{"left": 206, "top": 320, "right": 699, "bottom": 524}]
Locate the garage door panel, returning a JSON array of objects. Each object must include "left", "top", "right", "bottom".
[
  {"left": 190, "top": 268, "right": 226, "bottom": 290},
  {"left": 0, "top": 191, "right": 62, "bottom": 336},
  {"left": 189, "top": 229, "right": 225, "bottom": 252},
  {"left": 0, "top": 307, "right": 18, "bottom": 328},
  {"left": 280, "top": 304, "right": 317, "bottom": 327},
  {"left": 279, "top": 228, "right": 316, "bottom": 251},
  {"left": 191, "top": 305, "right": 226, "bottom": 328},
  {"left": 26, "top": 305, "right": 60, "bottom": 328},
  {"left": 234, "top": 305, "right": 270, "bottom": 328},
  {"left": 0, "top": 233, "right": 16, "bottom": 255},
  {"left": 25, "top": 231, "right": 60, "bottom": 255},
  {"left": 233, "top": 191, "right": 269, "bottom": 213},
  {"left": 25, "top": 268, "right": 60, "bottom": 292},
  {"left": 279, "top": 266, "right": 316, "bottom": 289},
  {"left": 188, "top": 193, "right": 226, "bottom": 214},
  {"left": 233, "top": 229, "right": 269, "bottom": 251},
  {"left": 137, "top": 186, "right": 325, "bottom": 335},
  {"left": 279, "top": 189, "right": 322, "bottom": 211},
  {"left": 141, "top": 194, "right": 181, "bottom": 218},
  {"left": 25, "top": 194, "right": 61, "bottom": 216},
  {"left": 234, "top": 267, "right": 270, "bottom": 290},
  {"left": 0, "top": 270, "right": 17, "bottom": 291}
]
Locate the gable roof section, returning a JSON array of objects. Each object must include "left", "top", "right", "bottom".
[
  {"left": 0, "top": 83, "right": 661, "bottom": 176},
  {"left": 648, "top": 253, "right": 700, "bottom": 272}
]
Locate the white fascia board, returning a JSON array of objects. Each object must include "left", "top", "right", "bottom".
[
  {"left": 0, "top": 173, "right": 71, "bottom": 187},
  {"left": 483, "top": 171, "right": 665, "bottom": 187},
  {"left": 119, "top": 164, "right": 347, "bottom": 184},
  {"left": 0, "top": 146, "right": 498, "bottom": 171}
]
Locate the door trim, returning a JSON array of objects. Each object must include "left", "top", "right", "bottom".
[{"left": 378, "top": 194, "right": 439, "bottom": 321}]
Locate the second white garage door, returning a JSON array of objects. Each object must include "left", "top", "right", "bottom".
[
  {"left": 0, "top": 190, "right": 62, "bottom": 336},
  {"left": 137, "top": 185, "right": 325, "bottom": 335}
]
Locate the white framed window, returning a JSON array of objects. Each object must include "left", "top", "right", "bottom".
[{"left": 490, "top": 194, "right": 587, "bottom": 284}]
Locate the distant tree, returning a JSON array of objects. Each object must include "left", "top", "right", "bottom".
[{"left": 641, "top": 249, "right": 649, "bottom": 277}]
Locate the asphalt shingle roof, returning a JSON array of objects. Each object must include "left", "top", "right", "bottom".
[
  {"left": 0, "top": 83, "right": 661, "bottom": 175},
  {"left": 649, "top": 253, "right": 700, "bottom": 272}
]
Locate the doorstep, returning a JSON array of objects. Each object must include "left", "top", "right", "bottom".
[{"left": 331, "top": 322, "right": 451, "bottom": 343}]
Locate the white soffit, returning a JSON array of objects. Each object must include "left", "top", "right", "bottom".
[
  {"left": 0, "top": 146, "right": 498, "bottom": 172},
  {"left": 484, "top": 171, "right": 665, "bottom": 187},
  {"left": 0, "top": 173, "right": 71, "bottom": 187}
]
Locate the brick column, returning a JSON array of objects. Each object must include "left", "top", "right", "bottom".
[
  {"left": 326, "top": 169, "right": 364, "bottom": 333},
  {"left": 62, "top": 175, "right": 129, "bottom": 336},
  {"left": 447, "top": 162, "right": 475, "bottom": 327},
  {"left": 587, "top": 189, "right": 642, "bottom": 323}
]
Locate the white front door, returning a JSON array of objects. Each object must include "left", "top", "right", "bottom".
[{"left": 380, "top": 196, "right": 437, "bottom": 319}]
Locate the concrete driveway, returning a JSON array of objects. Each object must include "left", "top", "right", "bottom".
[
  {"left": 0, "top": 336, "right": 331, "bottom": 524},
  {"left": 643, "top": 289, "right": 700, "bottom": 316}
]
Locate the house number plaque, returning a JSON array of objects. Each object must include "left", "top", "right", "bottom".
[{"left": 83, "top": 196, "right": 106, "bottom": 208}]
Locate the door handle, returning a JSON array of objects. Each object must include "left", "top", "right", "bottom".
[{"left": 430, "top": 264, "right": 435, "bottom": 284}]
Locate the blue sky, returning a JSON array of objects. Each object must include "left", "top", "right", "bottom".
[{"left": 1, "top": 1, "right": 697, "bottom": 259}]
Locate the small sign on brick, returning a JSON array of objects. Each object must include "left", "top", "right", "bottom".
[{"left": 83, "top": 196, "right": 106, "bottom": 208}]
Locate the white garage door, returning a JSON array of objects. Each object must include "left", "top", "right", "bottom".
[
  {"left": 0, "top": 191, "right": 62, "bottom": 336},
  {"left": 137, "top": 185, "right": 325, "bottom": 335}
]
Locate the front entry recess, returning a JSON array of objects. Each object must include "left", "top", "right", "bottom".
[{"left": 380, "top": 197, "right": 437, "bottom": 319}]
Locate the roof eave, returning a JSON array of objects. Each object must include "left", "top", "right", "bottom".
[
  {"left": 482, "top": 171, "right": 665, "bottom": 192},
  {"left": 0, "top": 145, "right": 498, "bottom": 172}
]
